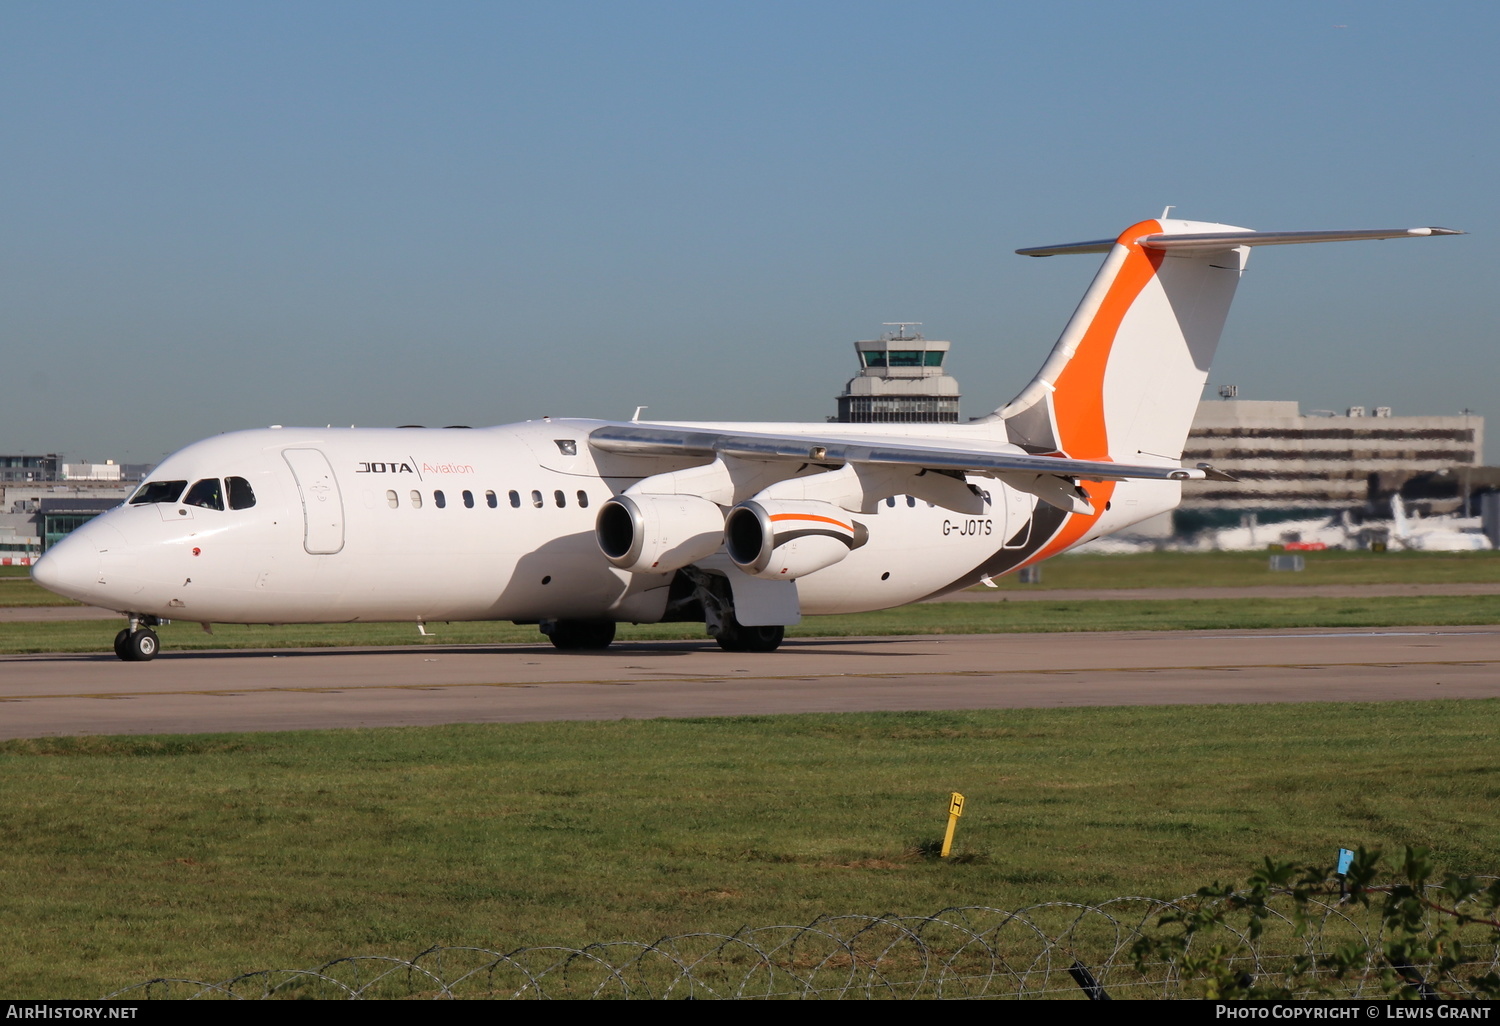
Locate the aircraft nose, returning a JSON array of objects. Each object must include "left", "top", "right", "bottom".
[
  {"left": 31, "top": 522, "right": 125, "bottom": 603},
  {"left": 31, "top": 536, "right": 92, "bottom": 597}
]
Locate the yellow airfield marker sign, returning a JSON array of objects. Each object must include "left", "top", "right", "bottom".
[{"left": 941, "top": 792, "right": 965, "bottom": 858}]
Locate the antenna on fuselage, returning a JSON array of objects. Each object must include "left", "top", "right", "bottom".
[{"left": 632, "top": 406, "right": 648, "bottom": 423}]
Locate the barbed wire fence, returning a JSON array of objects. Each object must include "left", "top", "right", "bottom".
[{"left": 105, "top": 886, "right": 1500, "bottom": 1000}]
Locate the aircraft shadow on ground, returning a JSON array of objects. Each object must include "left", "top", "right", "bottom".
[{"left": 10, "top": 635, "right": 935, "bottom": 664}]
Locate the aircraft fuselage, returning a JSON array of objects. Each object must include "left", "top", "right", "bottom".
[{"left": 35, "top": 419, "right": 1175, "bottom": 628}]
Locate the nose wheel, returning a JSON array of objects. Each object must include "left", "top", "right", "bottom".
[{"left": 114, "top": 623, "right": 161, "bottom": 662}]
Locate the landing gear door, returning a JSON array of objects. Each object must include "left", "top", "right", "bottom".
[
  {"left": 282, "top": 448, "right": 345, "bottom": 555},
  {"left": 695, "top": 554, "right": 802, "bottom": 627},
  {"left": 727, "top": 572, "right": 801, "bottom": 627}
]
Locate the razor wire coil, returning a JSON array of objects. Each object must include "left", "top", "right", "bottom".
[{"left": 106, "top": 889, "right": 1500, "bottom": 1000}]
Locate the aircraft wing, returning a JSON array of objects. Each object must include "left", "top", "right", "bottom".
[{"left": 589, "top": 423, "right": 1212, "bottom": 482}]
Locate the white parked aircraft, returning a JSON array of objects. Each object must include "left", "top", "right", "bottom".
[
  {"left": 1391, "top": 495, "right": 1494, "bottom": 551},
  {"left": 32, "top": 217, "right": 1460, "bottom": 660}
]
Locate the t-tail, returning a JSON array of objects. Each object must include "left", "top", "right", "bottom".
[{"left": 980, "top": 218, "right": 1462, "bottom": 465}]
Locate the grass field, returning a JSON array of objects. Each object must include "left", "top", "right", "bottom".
[
  {"left": 1, "top": 702, "right": 1496, "bottom": 997},
  {"left": 4, "top": 552, "right": 1497, "bottom": 996},
  {"left": 984, "top": 548, "right": 1500, "bottom": 590},
  {"left": 0, "top": 568, "right": 75, "bottom": 606}
]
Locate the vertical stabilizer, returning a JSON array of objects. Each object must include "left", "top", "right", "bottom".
[
  {"left": 989, "top": 218, "right": 1460, "bottom": 462},
  {"left": 990, "top": 218, "right": 1250, "bottom": 462}
]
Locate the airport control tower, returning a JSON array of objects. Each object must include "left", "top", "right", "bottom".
[{"left": 834, "top": 324, "right": 961, "bottom": 423}]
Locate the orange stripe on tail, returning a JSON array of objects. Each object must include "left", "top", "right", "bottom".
[
  {"left": 1050, "top": 220, "right": 1165, "bottom": 460},
  {"left": 1020, "top": 222, "right": 1163, "bottom": 564}
]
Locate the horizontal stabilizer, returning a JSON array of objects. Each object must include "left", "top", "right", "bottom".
[{"left": 1018, "top": 226, "right": 1463, "bottom": 257}]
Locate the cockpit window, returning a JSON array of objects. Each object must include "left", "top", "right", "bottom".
[
  {"left": 227, "top": 477, "right": 256, "bottom": 510},
  {"left": 130, "top": 480, "right": 187, "bottom": 505},
  {"left": 184, "top": 479, "right": 225, "bottom": 511}
]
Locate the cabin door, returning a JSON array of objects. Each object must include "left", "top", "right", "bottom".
[{"left": 282, "top": 448, "right": 346, "bottom": 554}]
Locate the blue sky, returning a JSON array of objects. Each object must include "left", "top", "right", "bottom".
[{"left": 2, "top": 1, "right": 1494, "bottom": 465}]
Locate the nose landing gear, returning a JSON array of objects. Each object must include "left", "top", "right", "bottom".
[{"left": 114, "top": 616, "right": 163, "bottom": 662}]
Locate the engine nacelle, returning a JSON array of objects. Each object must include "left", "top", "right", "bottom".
[
  {"left": 724, "top": 499, "right": 866, "bottom": 580},
  {"left": 595, "top": 493, "right": 724, "bottom": 574}
]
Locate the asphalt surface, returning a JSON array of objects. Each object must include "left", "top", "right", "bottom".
[{"left": 1, "top": 627, "right": 1495, "bottom": 739}]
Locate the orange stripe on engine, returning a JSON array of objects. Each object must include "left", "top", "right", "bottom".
[
  {"left": 768, "top": 513, "right": 852, "bottom": 530},
  {"left": 1050, "top": 219, "right": 1165, "bottom": 461}
]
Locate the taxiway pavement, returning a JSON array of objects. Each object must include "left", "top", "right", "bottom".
[{"left": 1, "top": 627, "right": 1495, "bottom": 739}]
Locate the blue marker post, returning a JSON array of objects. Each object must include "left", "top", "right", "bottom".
[{"left": 1336, "top": 848, "right": 1355, "bottom": 900}]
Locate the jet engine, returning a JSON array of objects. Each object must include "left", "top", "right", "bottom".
[
  {"left": 595, "top": 493, "right": 725, "bottom": 574},
  {"left": 724, "top": 499, "right": 867, "bottom": 580}
]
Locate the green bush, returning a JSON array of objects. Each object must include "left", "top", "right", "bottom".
[{"left": 1131, "top": 847, "right": 1500, "bottom": 999}]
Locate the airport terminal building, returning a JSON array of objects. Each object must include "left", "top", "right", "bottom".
[
  {"left": 0, "top": 456, "right": 142, "bottom": 561},
  {"left": 1180, "top": 399, "right": 1487, "bottom": 524}
]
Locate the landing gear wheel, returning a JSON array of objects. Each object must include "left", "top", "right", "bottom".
[
  {"left": 113, "top": 629, "right": 131, "bottom": 660},
  {"left": 121, "top": 628, "right": 159, "bottom": 662},
  {"left": 714, "top": 622, "right": 784, "bottom": 653},
  {"left": 546, "top": 620, "right": 616, "bottom": 650}
]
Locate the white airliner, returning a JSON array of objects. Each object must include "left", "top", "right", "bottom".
[
  {"left": 32, "top": 216, "right": 1461, "bottom": 660},
  {"left": 1391, "top": 495, "right": 1494, "bottom": 551}
]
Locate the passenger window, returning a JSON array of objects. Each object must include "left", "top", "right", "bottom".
[
  {"left": 885, "top": 497, "right": 895, "bottom": 508},
  {"left": 531, "top": 490, "right": 543, "bottom": 508},
  {"left": 434, "top": 490, "right": 446, "bottom": 509},
  {"left": 227, "top": 477, "right": 257, "bottom": 510},
  {"left": 508, "top": 490, "right": 520, "bottom": 508},
  {"left": 462, "top": 490, "right": 474, "bottom": 508},
  {"left": 486, "top": 490, "right": 497, "bottom": 509},
  {"left": 554, "top": 489, "right": 566, "bottom": 508},
  {"left": 184, "top": 479, "right": 225, "bottom": 511},
  {"left": 386, "top": 490, "right": 399, "bottom": 509},
  {"left": 576, "top": 490, "right": 589, "bottom": 508},
  {"left": 130, "top": 480, "right": 187, "bottom": 505},
  {"left": 906, "top": 496, "right": 916, "bottom": 507},
  {"left": 410, "top": 490, "right": 423, "bottom": 509}
]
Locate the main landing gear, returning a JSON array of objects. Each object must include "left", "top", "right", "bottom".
[
  {"left": 538, "top": 613, "right": 783, "bottom": 653},
  {"left": 672, "top": 568, "right": 787, "bottom": 653},
  {"left": 535, "top": 569, "right": 791, "bottom": 654},
  {"left": 113, "top": 616, "right": 162, "bottom": 662},
  {"left": 713, "top": 618, "right": 784, "bottom": 653},
  {"left": 541, "top": 619, "right": 617, "bottom": 650}
]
